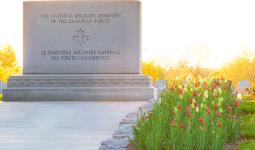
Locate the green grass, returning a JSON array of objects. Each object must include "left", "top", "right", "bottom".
[
  {"left": 239, "top": 140, "right": 255, "bottom": 150},
  {"left": 0, "top": 94, "right": 2, "bottom": 101},
  {"left": 240, "top": 101, "right": 255, "bottom": 114},
  {"left": 239, "top": 101, "right": 255, "bottom": 149},
  {"left": 240, "top": 114, "right": 255, "bottom": 139}
]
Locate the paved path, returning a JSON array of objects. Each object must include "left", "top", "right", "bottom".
[{"left": 0, "top": 101, "right": 145, "bottom": 150}]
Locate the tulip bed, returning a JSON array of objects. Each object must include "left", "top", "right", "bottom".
[{"left": 132, "top": 77, "right": 240, "bottom": 150}]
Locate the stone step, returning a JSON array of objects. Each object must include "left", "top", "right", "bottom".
[{"left": 3, "top": 87, "right": 154, "bottom": 101}]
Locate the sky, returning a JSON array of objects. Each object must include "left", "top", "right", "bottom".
[{"left": 0, "top": 0, "right": 255, "bottom": 69}]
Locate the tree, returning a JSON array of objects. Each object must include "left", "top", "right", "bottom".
[
  {"left": 142, "top": 61, "right": 165, "bottom": 83},
  {"left": 214, "top": 56, "right": 255, "bottom": 86},
  {"left": 0, "top": 45, "right": 21, "bottom": 83}
]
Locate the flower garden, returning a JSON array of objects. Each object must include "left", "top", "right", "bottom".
[{"left": 132, "top": 77, "right": 255, "bottom": 150}]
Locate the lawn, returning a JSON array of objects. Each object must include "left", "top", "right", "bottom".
[
  {"left": 239, "top": 101, "right": 255, "bottom": 114},
  {"left": 239, "top": 100, "right": 255, "bottom": 150},
  {"left": 240, "top": 114, "right": 255, "bottom": 139},
  {"left": 239, "top": 140, "right": 255, "bottom": 150}
]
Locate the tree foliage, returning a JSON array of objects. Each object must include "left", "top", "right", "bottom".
[
  {"left": 0, "top": 45, "right": 21, "bottom": 83},
  {"left": 142, "top": 56, "right": 255, "bottom": 88},
  {"left": 142, "top": 61, "right": 212, "bottom": 84},
  {"left": 142, "top": 61, "right": 165, "bottom": 83},
  {"left": 214, "top": 57, "right": 255, "bottom": 87},
  {"left": 164, "top": 61, "right": 212, "bottom": 82}
]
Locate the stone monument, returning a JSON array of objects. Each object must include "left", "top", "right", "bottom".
[{"left": 3, "top": 0, "right": 154, "bottom": 101}]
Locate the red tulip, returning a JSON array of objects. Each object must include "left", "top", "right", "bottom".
[
  {"left": 180, "top": 122, "right": 185, "bottom": 129},
  {"left": 169, "top": 86, "right": 174, "bottom": 91},
  {"left": 203, "top": 82, "right": 207, "bottom": 88},
  {"left": 186, "top": 111, "right": 190, "bottom": 118},
  {"left": 216, "top": 111, "right": 220, "bottom": 117},
  {"left": 202, "top": 120, "right": 206, "bottom": 126},
  {"left": 223, "top": 85, "right": 227, "bottom": 90},
  {"left": 172, "top": 119, "right": 177, "bottom": 127},
  {"left": 178, "top": 104, "right": 182, "bottom": 110},
  {"left": 178, "top": 88, "right": 183, "bottom": 95},
  {"left": 195, "top": 82, "right": 199, "bottom": 88},
  {"left": 233, "top": 100, "right": 238, "bottom": 107},
  {"left": 189, "top": 97, "right": 193, "bottom": 104},
  {"left": 195, "top": 102, "right": 199, "bottom": 107},
  {"left": 193, "top": 91, "right": 198, "bottom": 97},
  {"left": 201, "top": 121, "right": 206, "bottom": 126},
  {"left": 199, "top": 117, "right": 204, "bottom": 123},
  {"left": 214, "top": 104, "right": 219, "bottom": 110},
  {"left": 227, "top": 105, "right": 232, "bottom": 111},
  {"left": 212, "top": 83, "right": 217, "bottom": 88},
  {"left": 218, "top": 121, "right": 222, "bottom": 127},
  {"left": 199, "top": 118, "right": 206, "bottom": 126},
  {"left": 207, "top": 107, "right": 211, "bottom": 115},
  {"left": 186, "top": 105, "right": 190, "bottom": 112}
]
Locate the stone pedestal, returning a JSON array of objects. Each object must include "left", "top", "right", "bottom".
[{"left": 3, "top": 74, "right": 154, "bottom": 101}]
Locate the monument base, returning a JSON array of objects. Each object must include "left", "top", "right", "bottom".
[{"left": 3, "top": 74, "right": 154, "bottom": 101}]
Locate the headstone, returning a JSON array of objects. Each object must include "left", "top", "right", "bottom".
[
  {"left": 155, "top": 80, "right": 167, "bottom": 89},
  {"left": 155, "top": 80, "right": 167, "bottom": 97},
  {"left": 3, "top": 0, "right": 154, "bottom": 101},
  {"left": 2, "top": 83, "right": 7, "bottom": 90},
  {"left": 0, "top": 81, "right": 2, "bottom": 94},
  {"left": 0, "top": 81, "right": 7, "bottom": 94},
  {"left": 239, "top": 80, "right": 250, "bottom": 95}
]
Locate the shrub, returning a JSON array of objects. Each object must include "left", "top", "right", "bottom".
[{"left": 242, "top": 95, "right": 255, "bottom": 101}]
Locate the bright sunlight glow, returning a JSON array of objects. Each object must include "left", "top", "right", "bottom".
[{"left": 0, "top": 0, "right": 255, "bottom": 69}]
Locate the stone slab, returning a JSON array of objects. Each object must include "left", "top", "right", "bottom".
[
  {"left": 23, "top": 1, "right": 141, "bottom": 74},
  {"left": 3, "top": 87, "right": 154, "bottom": 101},
  {"left": 3, "top": 74, "right": 154, "bottom": 101}
]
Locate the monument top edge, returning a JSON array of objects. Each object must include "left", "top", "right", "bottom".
[
  {"left": 23, "top": 0, "right": 140, "bottom": 3},
  {"left": 8, "top": 74, "right": 150, "bottom": 80}
]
